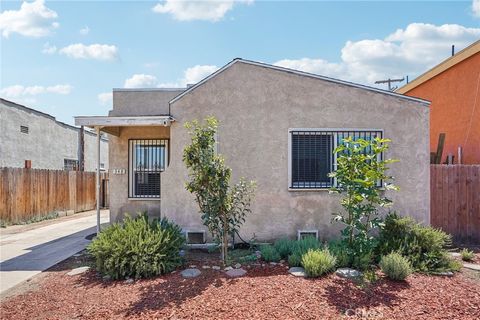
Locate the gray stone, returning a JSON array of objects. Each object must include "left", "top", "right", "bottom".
[
  {"left": 181, "top": 268, "right": 201, "bottom": 278},
  {"left": 288, "top": 267, "right": 306, "bottom": 277},
  {"left": 224, "top": 266, "right": 233, "bottom": 271},
  {"left": 463, "top": 263, "right": 480, "bottom": 271},
  {"left": 280, "top": 260, "right": 285, "bottom": 264},
  {"left": 255, "top": 250, "right": 262, "bottom": 258},
  {"left": 450, "top": 252, "right": 461, "bottom": 258},
  {"left": 234, "top": 263, "right": 242, "bottom": 269},
  {"left": 202, "top": 265, "right": 211, "bottom": 269},
  {"left": 179, "top": 250, "right": 186, "bottom": 257},
  {"left": 432, "top": 271, "right": 454, "bottom": 277},
  {"left": 67, "top": 266, "right": 90, "bottom": 276},
  {"left": 269, "top": 262, "right": 277, "bottom": 266},
  {"left": 226, "top": 268, "right": 247, "bottom": 278},
  {"left": 336, "top": 268, "right": 362, "bottom": 279},
  {"left": 102, "top": 275, "right": 111, "bottom": 281},
  {"left": 125, "top": 278, "right": 134, "bottom": 284},
  {"left": 212, "top": 266, "right": 221, "bottom": 270},
  {"left": 189, "top": 265, "right": 197, "bottom": 268}
]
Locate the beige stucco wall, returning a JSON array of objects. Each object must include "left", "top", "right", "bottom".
[
  {"left": 110, "top": 62, "right": 430, "bottom": 242},
  {"left": 111, "top": 89, "right": 184, "bottom": 117}
]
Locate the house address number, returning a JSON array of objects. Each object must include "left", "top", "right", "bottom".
[{"left": 111, "top": 169, "right": 126, "bottom": 174}]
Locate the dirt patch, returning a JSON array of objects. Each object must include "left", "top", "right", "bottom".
[{"left": 1, "top": 251, "right": 480, "bottom": 319}]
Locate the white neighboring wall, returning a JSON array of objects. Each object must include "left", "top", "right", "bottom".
[{"left": 0, "top": 99, "right": 108, "bottom": 171}]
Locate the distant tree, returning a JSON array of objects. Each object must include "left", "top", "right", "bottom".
[{"left": 183, "top": 116, "right": 256, "bottom": 264}]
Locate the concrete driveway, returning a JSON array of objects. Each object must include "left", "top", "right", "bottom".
[{"left": 0, "top": 210, "right": 109, "bottom": 296}]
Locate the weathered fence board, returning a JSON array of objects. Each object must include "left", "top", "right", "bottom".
[
  {"left": 431, "top": 165, "right": 480, "bottom": 243},
  {"left": 0, "top": 168, "right": 108, "bottom": 224}
]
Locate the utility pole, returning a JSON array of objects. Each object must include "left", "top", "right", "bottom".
[{"left": 375, "top": 77, "right": 405, "bottom": 91}]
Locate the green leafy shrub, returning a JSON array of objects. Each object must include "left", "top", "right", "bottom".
[
  {"left": 379, "top": 252, "right": 413, "bottom": 280},
  {"left": 376, "top": 212, "right": 457, "bottom": 272},
  {"left": 274, "top": 238, "right": 295, "bottom": 259},
  {"left": 288, "top": 252, "right": 302, "bottom": 267},
  {"left": 260, "top": 245, "right": 280, "bottom": 262},
  {"left": 88, "top": 214, "right": 185, "bottom": 280},
  {"left": 460, "top": 249, "right": 475, "bottom": 262},
  {"left": 301, "top": 249, "right": 337, "bottom": 277}
]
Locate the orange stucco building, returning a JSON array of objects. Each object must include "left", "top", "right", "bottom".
[{"left": 397, "top": 41, "right": 480, "bottom": 164}]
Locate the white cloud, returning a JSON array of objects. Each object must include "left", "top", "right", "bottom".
[
  {"left": 152, "top": 0, "right": 253, "bottom": 22},
  {"left": 42, "top": 42, "right": 57, "bottom": 54},
  {"left": 0, "top": 0, "right": 59, "bottom": 38},
  {"left": 125, "top": 65, "right": 219, "bottom": 89},
  {"left": 59, "top": 43, "right": 118, "bottom": 61},
  {"left": 473, "top": 0, "right": 480, "bottom": 17},
  {"left": 1, "top": 84, "right": 72, "bottom": 98},
  {"left": 274, "top": 23, "right": 480, "bottom": 86},
  {"left": 124, "top": 74, "right": 158, "bottom": 88},
  {"left": 79, "top": 26, "right": 90, "bottom": 35},
  {"left": 98, "top": 92, "right": 112, "bottom": 106}
]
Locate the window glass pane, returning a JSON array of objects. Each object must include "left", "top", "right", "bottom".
[{"left": 292, "top": 133, "right": 332, "bottom": 188}]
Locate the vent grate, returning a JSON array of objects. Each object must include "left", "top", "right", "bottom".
[{"left": 20, "top": 125, "right": 29, "bottom": 134}]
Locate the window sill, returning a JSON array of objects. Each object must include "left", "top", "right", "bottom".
[
  {"left": 128, "top": 197, "right": 161, "bottom": 201},
  {"left": 288, "top": 188, "right": 331, "bottom": 192}
]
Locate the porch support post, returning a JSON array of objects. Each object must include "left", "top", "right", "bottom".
[{"left": 96, "top": 126, "right": 101, "bottom": 235}]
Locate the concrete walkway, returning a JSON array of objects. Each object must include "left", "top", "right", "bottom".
[{"left": 0, "top": 210, "right": 109, "bottom": 296}]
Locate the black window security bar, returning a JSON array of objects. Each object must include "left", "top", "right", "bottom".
[
  {"left": 290, "top": 130, "right": 383, "bottom": 189},
  {"left": 128, "top": 139, "right": 168, "bottom": 198}
]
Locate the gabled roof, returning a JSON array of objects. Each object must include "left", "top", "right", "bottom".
[
  {"left": 397, "top": 40, "right": 480, "bottom": 94},
  {"left": 169, "top": 58, "right": 430, "bottom": 106}
]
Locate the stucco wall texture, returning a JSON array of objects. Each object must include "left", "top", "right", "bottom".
[
  {"left": 404, "top": 53, "right": 480, "bottom": 164},
  {"left": 110, "top": 62, "right": 430, "bottom": 242},
  {"left": 0, "top": 100, "right": 108, "bottom": 171}
]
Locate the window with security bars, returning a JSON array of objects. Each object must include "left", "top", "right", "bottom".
[
  {"left": 64, "top": 159, "right": 79, "bottom": 171},
  {"left": 128, "top": 139, "right": 168, "bottom": 198},
  {"left": 289, "top": 129, "right": 383, "bottom": 189}
]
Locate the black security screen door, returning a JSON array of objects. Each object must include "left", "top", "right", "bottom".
[
  {"left": 291, "top": 132, "right": 333, "bottom": 188},
  {"left": 129, "top": 139, "right": 167, "bottom": 198}
]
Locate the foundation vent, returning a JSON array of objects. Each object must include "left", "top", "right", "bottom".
[
  {"left": 297, "top": 230, "right": 319, "bottom": 241},
  {"left": 185, "top": 231, "right": 206, "bottom": 244}
]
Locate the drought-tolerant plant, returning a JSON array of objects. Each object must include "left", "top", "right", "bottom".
[
  {"left": 274, "top": 238, "right": 295, "bottom": 259},
  {"left": 460, "top": 248, "right": 475, "bottom": 262},
  {"left": 288, "top": 252, "right": 302, "bottom": 267},
  {"left": 287, "top": 236, "right": 321, "bottom": 267},
  {"left": 329, "top": 137, "right": 398, "bottom": 269},
  {"left": 87, "top": 214, "right": 185, "bottom": 280},
  {"left": 260, "top": 245, "right": 281, "bottom": 262},
  {"left": 183, "top": 117, "right": 256, "bottom": 264},
  {"left": 376, "top": 212, "right": 459, "bottom": 272},
  {"left": 301, "top": 249, "right": 337, "bottom": 277},
  {"left": 379, "top": 252, "right": 413, "bottom": 281}
]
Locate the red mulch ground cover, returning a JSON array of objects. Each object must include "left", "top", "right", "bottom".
[{"left": 1, "top": 253, "right": 480, "bottom": 320}]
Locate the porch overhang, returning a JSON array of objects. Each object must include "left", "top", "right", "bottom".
[{"left": 74, "top": 115, "right": 175, "bottom": 136}]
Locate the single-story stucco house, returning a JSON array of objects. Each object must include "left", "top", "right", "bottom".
[{"left": 76, "top": 58, "right": 430, "bottom": 243}]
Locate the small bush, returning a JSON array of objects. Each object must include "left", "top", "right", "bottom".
[
  {"left": 376, "top": 212, "right": 456, "bottom": 272},
  {"left": 461, "top": 249, "right": 475, "bottom": 262},
  {"left": 379, "top": 252, "right": 413, "bottom": 281},
  {"left": 87, "top": 214, "right": 185, "bottom": 280},
  {"left": 288, "top": 252, "right": 302, "bottom": 267},
  {"left": 301, "top": 249, "right": 337, "bottom": 278},
  {"left": 260, "top": 245, "right": 280, "bottom": 262},
  {"left": 274, "top": 238, "right": 295, "bottom": 259}
]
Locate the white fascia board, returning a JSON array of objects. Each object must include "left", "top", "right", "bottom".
[{"left": 74, "top": 116, "right": 175, "bottom": 128}]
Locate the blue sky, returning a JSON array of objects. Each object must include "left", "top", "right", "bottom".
[{"left": 1, "top": 0, "right": 479, "bottom": 125}]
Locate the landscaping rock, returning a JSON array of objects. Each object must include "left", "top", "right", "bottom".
[
  {"left": 189, "top": 265, "right": 197, "bottom": 268},
  {"left": 280, "top": 260, "right": 285, "bottom": 264},
  {"left": 336, "top": 268, "right": 362, "bottom": 279},
  {"left": 67, "top": 266, "right": 90, "bottom": 276},
  {"left": 269, "top": 262, "right": 277, "bottom": 266},
  {"left": 224, "top": 266, "right": 233, "bottom": 271},
  {"left": 202, "top": 265, "right": 211, "bottom": 269},
  {"left": 125, "top": 278, "right": 134, "bottom": 284},
  {"left": 212, "top": 266, "right": 221, "bottom": 270},
  {"left": 450, "top": 252, "right": 461, "bottom": 258},
  {"left": 255, "top": 250, "right": 262, "bottom": 258},
  {"left": 432, "top": 271, "right": 454, "bottom": 277},
  {"left": 463, "top": 263, "right": 480, "bottom": 271},
  {"left": 288, "top": 267, "right": 306, "bottom": 277},
  {"left": 234, "top": 263, "right": 242, "bottom": 269},
  {"left": 181, "top": 268, "right": 201, "bottom": 278},
  {"left": 226, "top": 268, "right": 247, "bottom": 278},
  {"left": 102, "top": 275, "right": 111, "bottom": 282}
]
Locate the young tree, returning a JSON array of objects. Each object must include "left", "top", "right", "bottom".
[
  {"left": 183, "top": 117, "right": 256, "bottom": 264},
  {"left": 329, "top": 137, "right": 398, "bottom": 267}
]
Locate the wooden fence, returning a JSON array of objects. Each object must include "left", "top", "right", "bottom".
[
  {"left": 0, "top": 168, "right": 108, "bottom": 224},
  {"left": 431, "top": 165, "right": 480, "bottom": 243}
]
